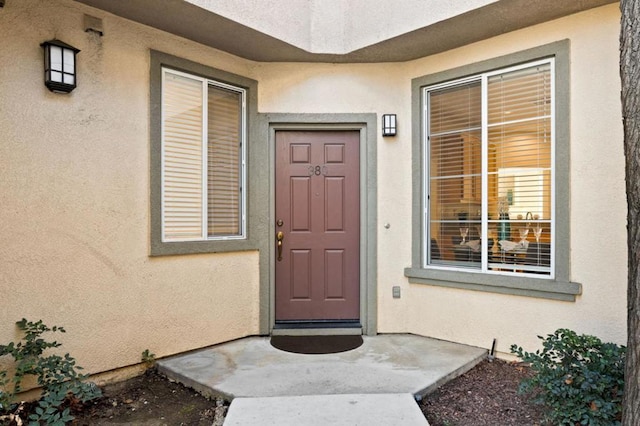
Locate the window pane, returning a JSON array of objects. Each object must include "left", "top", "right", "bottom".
[
  {"left": 488, "top": 64, "right": 552, "bottom": 275},
  {"left": 425, "top": 60, "right": 553, "bottom": 276},
  {"left": 429, "top": 82, "right": 481, "bottom": 134},
  {"left": 488, "top": 64, "right": 551, "bottom": 124},
  {"left": 207, "top": 85, "right": 242, "bottom": 236},
  {"left": 428, "top": 80, "right": 481, "bottom": 269},
  {"left": 162, "top": 72, "right": 204, "bottom": 241}
]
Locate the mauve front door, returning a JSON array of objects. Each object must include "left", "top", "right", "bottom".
[{"left": 275, "top": 131, "right": 360, "bottom": 322}]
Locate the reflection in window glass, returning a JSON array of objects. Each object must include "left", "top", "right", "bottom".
[{"left": 425, "top": 61, "right": 553, "bottom": 276}]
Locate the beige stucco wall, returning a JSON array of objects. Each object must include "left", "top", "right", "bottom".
[
  {"left": 0, "top": 0, "right": 260, "bottom": 380},
  {"left": 254, "top": 4, "right": 626, "bottom": 356},
  {"left": 399, "top": 4, "right": 627, "bottom": 356},
  {"left": 0, "top": 0, "right": 626, "bottom": 386},
  {"left": 189, "top": 0, "right": 497, "bottom": 54}
]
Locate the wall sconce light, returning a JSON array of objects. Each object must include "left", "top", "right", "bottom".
[
  {"left": 41, "top": 39, "right": 80, "bottom": 93},
  {"left": 382, "top": 114, "right": 397, "bottom": 137}
]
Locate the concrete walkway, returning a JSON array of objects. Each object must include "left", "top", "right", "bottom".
[{"left": 157, "top": 334, "right": 487, "bottom": 425}]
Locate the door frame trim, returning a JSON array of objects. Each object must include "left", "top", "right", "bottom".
[{"left": 266, "top": 114, "right": 377, "bottom": 336}]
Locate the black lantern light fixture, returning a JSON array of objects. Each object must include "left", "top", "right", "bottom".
[
  {"left": 41, "top": 39, "right": 80, "bottom": 93},
  {"left": 382, "top": 114, "right": 397, "bottom": 137}
]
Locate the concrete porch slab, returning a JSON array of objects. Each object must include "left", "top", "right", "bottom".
[
  {"left": 223, "top": 393, "right": 429, "bottom": 426},
  {"left": 157, "top": 334, "right": 487, "bottom": 400}
]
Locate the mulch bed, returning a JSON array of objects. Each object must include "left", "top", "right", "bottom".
[{"left": 421, "top": 358, "right": 545, "bottom": 425}]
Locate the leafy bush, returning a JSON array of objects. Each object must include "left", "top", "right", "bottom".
[
  {"left": 510, "top": 328, "right": 625, "bottom": 425},
  {"left": 0, "top": 370, "right": 11, "bottom": 414},
  {"left": 0, "top": 319, "right": 102, "bottom": 425}
]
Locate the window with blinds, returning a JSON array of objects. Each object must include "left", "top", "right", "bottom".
[
  {"left": 162, "top": 68, "right": 246, "bottom": 242},
  {"left": 425, "top": 59, "right": 553, "bottom": 277}
]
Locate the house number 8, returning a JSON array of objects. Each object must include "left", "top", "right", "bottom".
[{"left": 308, "top": 165, "right": 323, "bottom": 176}]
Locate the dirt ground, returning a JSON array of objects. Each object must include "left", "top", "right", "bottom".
[
  {"left": 67, "top": 358, "right": 542, "bottom": 425},
  {"left": 71, "top": 370, "right": 228, "bottom": 426}
]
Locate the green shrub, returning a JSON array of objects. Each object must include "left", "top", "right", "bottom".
[
  {"left": 141, "top": 349, "right": 156, "bottom": 369},
  {"left": 0, "top": 370, "right": 11, "bottom": 413},
  {"left": 510, "top": 328, "right": 625, "bottom": 425},
  {"left": 0, "top": 318, "right": 102, "bottom": 425}
]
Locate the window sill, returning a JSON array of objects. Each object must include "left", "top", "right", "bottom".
[
  {"left": 150, "top": 238, "right": 257, "bottom": 257},
  {"left": 404, "top": 267, "right": 581, "bottom": 302}
]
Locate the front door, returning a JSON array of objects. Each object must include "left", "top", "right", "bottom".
[{"left": 275, "top": 131, "right": 360, "bottom": 322}]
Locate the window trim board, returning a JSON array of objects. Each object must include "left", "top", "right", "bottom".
[
  {"left": 404, "top": 267, "right": 580, "bottom": 301},
  {"left": 406, "top": 39, "right": 581, "bottom": 301}
]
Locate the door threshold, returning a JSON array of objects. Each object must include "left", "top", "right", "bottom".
[
  {"left": 272, "top": 321, "right": 362, "bottom": 336},
  {"left": 271, "top": 327, "right": 362, "bottom": 336}
]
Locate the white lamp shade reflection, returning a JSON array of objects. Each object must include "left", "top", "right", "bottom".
[{"left": 50, "top": 46, "right": 63, "bottom": 71}]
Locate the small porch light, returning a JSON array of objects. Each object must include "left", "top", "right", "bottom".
[
  {"left": 382, "top": 114, "right": 397, "bottom": 137},
  {"left": 41, "top": 39, "right": 80, "bottom": 93}
]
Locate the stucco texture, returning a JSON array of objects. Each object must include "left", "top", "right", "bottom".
[
  {"left": 0, "top": 0, "right": 627, "bottom": 386},
  {"left": 254, "top": 4, "right": 626, "bottom": 356},
  {"left": 0, "top": 0, "right": 260, "bottom": 378},
  {"left": 189, "top": 0, "right": 497, "bottom": 54},
  {"left": 399, "top": 4, "right": 627, "bottom": 355}
]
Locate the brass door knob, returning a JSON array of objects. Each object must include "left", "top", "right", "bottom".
[{"left": 276, "top": 231, "right": 284, "bottom": 261}]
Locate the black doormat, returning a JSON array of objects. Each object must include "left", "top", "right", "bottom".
[{"left": 270, "top": 335, "right": 363, "bottom": 354}]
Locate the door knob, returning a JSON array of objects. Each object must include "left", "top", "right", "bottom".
[{"left": 276, "top": 231, "right": 284, "bottom": 261}]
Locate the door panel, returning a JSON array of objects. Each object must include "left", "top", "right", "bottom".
[
  {"left": 275, "top": 131, "right": 360, "bottom": 321},
  {"left": 291, "top": 250, "right": 311, "bottom": 299},
  {"left": 291, "top": 177, "right": 311, "bottom": 231}
]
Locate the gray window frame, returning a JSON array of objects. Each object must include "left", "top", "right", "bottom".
[
  {"left": 404, "top": 40, "right": 582, "bottom": 301},
  {"left": 150, "top": 50, "right": 259, "bottom": 256}
]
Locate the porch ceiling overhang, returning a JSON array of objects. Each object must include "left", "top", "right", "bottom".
[{"left": 75, "top": 0, "right": 617, "bottom": 63}]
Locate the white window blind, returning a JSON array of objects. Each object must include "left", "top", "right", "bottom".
[
  {"left": 428, "top": 81, "right": 482, "bottom": 268},
  {"left": 207, "top": 85, "right": 242, "bottom": 236},
  {"left": 162, "top": 68, "right": 246, "bottom": 242},
  {"left": 426, "top": 60, "right": 553, "bottom": 276},
  {"left": 163, "top": 72, "right": 204, "bottom": 241}
]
